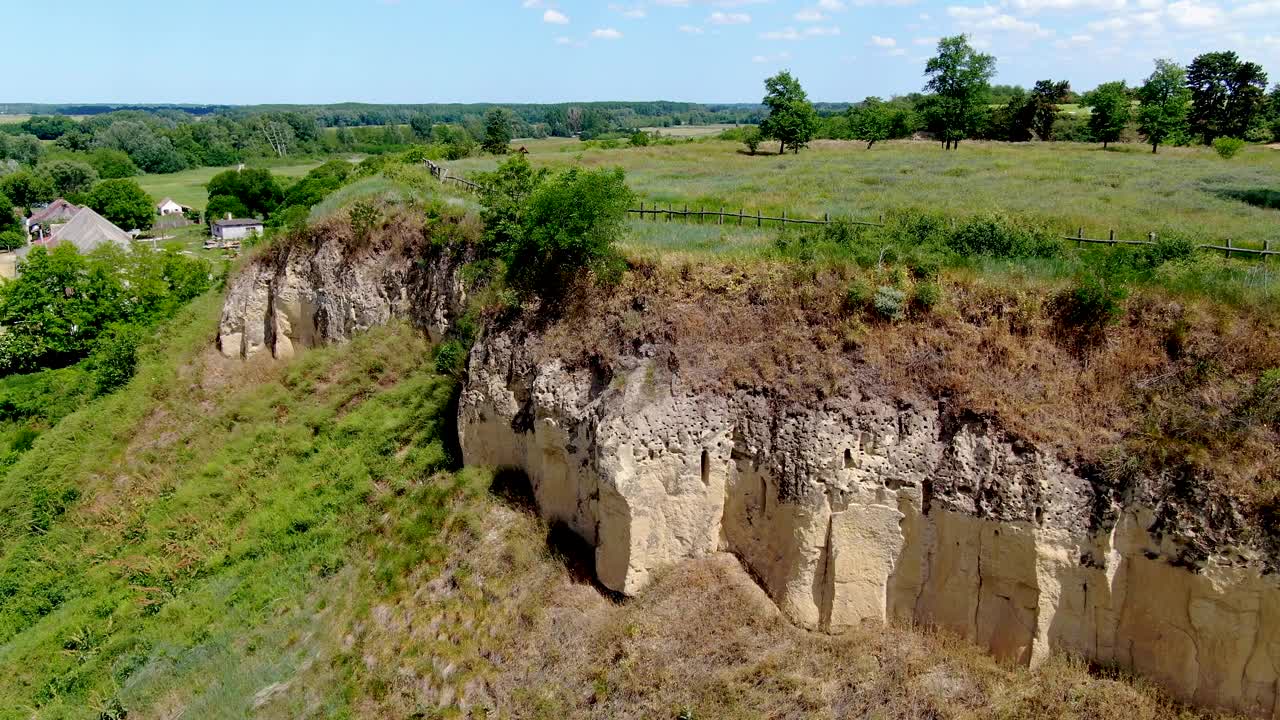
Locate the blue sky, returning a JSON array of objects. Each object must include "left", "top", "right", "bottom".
[{"left": 7, "top": 0, "right": 1278, "bottom": 104}]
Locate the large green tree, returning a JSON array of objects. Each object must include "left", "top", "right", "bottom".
[
  {"left": 87, "top": 179, "right": 154, "bottom": 231},
  {"left": 206, "top": 168, "right": 284, "bottom": 218},
  {"left": 1029, "top": 79, "right": 1071, "bottom": 140},
  {"left": 758, "top": 71, "right": 820, "bottom": 155},
  {"left": 0, "top": 171, "right": 55, "bottom": 211},
  {"left": 1137, "top": 59, "right": 1191, "bottom": 154},
  {"left": 482, "top": 109, "right": 514, "bottom": 155},
  {"left": 846, "top": 97, "right": 912, "bottom": 149},
  {"left": 923, "top": 35, "right": 996, "bottom": 149},
  {"left": 40, "top": 160, "right": 99, "bottom": 198},
  {"left": 1083, "top": 81, "right": 1132, "bottom": 149},
  {"left": 1186, "top": 51, "right": 1269, "bottom": 143}
]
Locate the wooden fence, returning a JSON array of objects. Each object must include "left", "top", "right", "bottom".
[{"left": 424, "top": 160, "right": 1279, "bottom": 260}]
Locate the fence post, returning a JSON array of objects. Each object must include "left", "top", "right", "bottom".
[
  {"left": 1265, "top": 240, "right": 1272, "bottom": 264},
  {"left": 1077, "top": 227, "right": 1084, "bottom": 249},
  {"left": 639, "top": 201, "right": 644, "bottom": 220},
  {"left": 824, "top": 212, "right": 830, "bottom": 225},
  {"left": 1108, "top": 229, "right": 1115, "bottom": 246},
  {"left": 782, "top": 209, "right": 786, "bottom": 227},
  {"left": 879, "top": 214, "right": 884, "bottom": 226},
  {"left": 757, "top": 209, "right": 761, "bottom": 228},
  {"left": 666, "top": 204, "right": 671, "bottom": 222},
  {"left": 1225, "top": 238, "right": 1233, "bottom": 259},
  {"left": 1148, "top": 232, "right": 1156, "bottom": 244},
  {"left": 684, "top": 204, "right": 688, "bottom": 223},
  {"left": 719, "top": 207, "right": 724, "bottom": 226},
  {"left": 739, "top": 208, "right": 743, "bottom": 227}
]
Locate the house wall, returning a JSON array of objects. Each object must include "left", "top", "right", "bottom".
[{"left": 216, "top": 225, "right": 263, "bottom": 241}]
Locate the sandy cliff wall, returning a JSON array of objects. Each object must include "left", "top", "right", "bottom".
[{"left": 220, "top": 240, "right": 1280, "bottom": 718}]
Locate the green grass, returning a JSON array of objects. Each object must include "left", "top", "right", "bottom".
[
  {"left": 0, "top": 294, "right": 466, "bottom": 718},
  {"left": 135, "top": 160, "right": 330, "bottom": 211},
  {"left": 449, "top": 138, "right": 1280, "bottom": 250}
]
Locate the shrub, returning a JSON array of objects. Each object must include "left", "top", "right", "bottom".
[
  {"left": 503, "top": 166, "right": 634, "bottom": 294},
  {"left": 348, "top": 201, "right": 382, "bottom": 244},
  {"left": 743, "top": 128, "right": 762, "bottom": 155},
  {"left": 629, "top": 131, "right": 651, "bottom": 147},
  {"left": 1212, "top": 137, "right": 1245, "bottom": 159},
  {"left": 433, "top": 339, "right": 469, "bottom": 379},
  {"left": 1050, "top": 274, "right": 1126, "bottom": 351},
  {"left": 844, "top": 279, "right": 872, "bottom": 311},
  {"left": 0, "top": 230, "right": 24, "bottom": 251},
  {"left": 913, "top": 281, "right": 942, "bottom": 312},
  {"left": 873, "top": 285, "right": 907, "bottom": 321},
  {"left": 948, "top": 213, "right": 1060, "bottom": 260},
  {"left": 86, "top": 324, "right": 146, "bottom": 395}
]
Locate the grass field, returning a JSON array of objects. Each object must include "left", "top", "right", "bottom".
[
  {"left": 641, "top": 123, "right": 744, "bottom": 138},
  {"left": 450, "top": 138, "right": 1280, "bottom": 250},
  {"left": 135, "top": 160, "right": 329, "bottom": 210}
]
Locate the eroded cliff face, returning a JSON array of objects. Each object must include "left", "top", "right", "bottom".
[
  {"left": 220, "top": 238, "right": 1280, "bottom": 718},
  {"left": 218, "top": 227, "right": 468, "bottom": 360}
]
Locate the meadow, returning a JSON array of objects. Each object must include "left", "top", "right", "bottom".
[
  {"left": 135, "top": 159, "right": 329, "bottom": 210},
  {"left": 450, "top": 138, "right": 1280, "bottom": 251}
]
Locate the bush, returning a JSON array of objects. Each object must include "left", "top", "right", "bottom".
[
  {"left": 0, "top": 230, "right": 24, "bottom": 251},
  {"left": 1212, "top": 137, "right": 1245, "bottom": 159},
  {"left": 86, "top": 324, "right": 146, "bottom": 395},
  {"left": 743, "top": 128, "right": 762, "bottom": 155},
  {"left": 348, "top": 201, "right": 382, "bottom": 244},
  {"left": 913, "top": 281, "right": 942, "bottom": 312},
  {"left": 844, "top": 279, "right": 872, "bottom": 311},
  {"left": 873, "top": 286, "right": 907, "bottom": 321},
  {"left": 1050, "top": 274, "right": 1126, "bottom": 351},
  {"left": 949, "top": 213, "right": 1060, "bottom": 260},
  {"left": 495, "top": 165, "right": 634, "bottom": 294},
  {"left": 629, "top": 131, "right": 651, "bottom": 147}
]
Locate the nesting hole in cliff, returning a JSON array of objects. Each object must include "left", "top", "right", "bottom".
[
  {"left": 701, "top": 449, "right": 711, "bottom": 486},
  {"left": 843, "top": 448, "right": 855, "bottom": 470},
  {"left": 1035, "top": 507, "right": 1045, "bottom": 526},
  {"left": 490, "top": 466, "right": 538, "bottom": 514}
]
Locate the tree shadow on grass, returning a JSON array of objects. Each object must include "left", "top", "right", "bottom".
[
  {"left": 489, "top": 465, "right": 625, "bottom": 600},
  {"left": 1214, "top": 188, "right": 1280, "bottom": 211}
]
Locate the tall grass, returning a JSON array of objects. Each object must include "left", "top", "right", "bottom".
[{"left": 0, "top": 293, "right": 464, "bottom": 718}]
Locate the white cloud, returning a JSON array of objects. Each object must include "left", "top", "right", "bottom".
[
  {"left": 819, "top": 0, "right": 847, "bottom": 8},
  {"left": 543, "top": 8, "right": 569, "bottom": 24},
  {"left": 1006, "top": 0, "right": 1127, "bottom": 12},
  {"left": 609, "top": 3, "right": 648, "bottom": 18},
  {"left": 752, "top": 50, "right": 793, "bottom": 63},
  {"left": 795, "top": 8, "right": 828, "bottom": 20},
  {"left": 678, "top": 23, "right": 706, "bottom": 33},
  {"left": 870, "top": 34, "right": 898, "bottom": 45},
  {"left": 1166, "top": 0, "right": 1224, "bottom": 26},
  {"left": 708, "top": 11, "right": 752, "bottom": 23},
  {"left": 761, "top": 25, "right": 842, "bottom": 39},
  {"left": 913, "top": 35, "right": 938, "bottom": 44},
  {"left": 592, "top": 27, "right": 624, "bottom": 38}
]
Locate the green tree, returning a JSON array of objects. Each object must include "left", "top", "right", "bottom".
[
  {"left": 20, "top": 115, "right": 79, "bottom": 140},
  {"left": 87, "top": 148, "right": 139, "bottom": 179},
  {"left": 87, "top": 178, "right": 154, "bottom": 230},
  {"left": 923, "top": 35, "right": 996, "bottom": 149},
  {"left": 0, "top": 245, "right": 124, "bottom": 366},
  {"left": 474, "top": 154, "right": 549, "bottom": 256},
  {"left": 1082, "top": 81, "right": 1132, "bottom": 149},
  {"left": 758, "top": 71, "right": 820, "bottom": 154},
  {"left": 206, "top": 168, "right": 284, "bottom": 217},
  {"left": 1137, "top": 59, "right": 1192, "bottom": 154},
  {"left": 0, "top": 190, "right": 23, "bottom": 250},
  {"left": 0, "top": 171, "right": 56, "bottom": 210},
  {"left": 205, "top": 195, "right": 251, "bottom": 226},
  {"left": 1186, "top": 51, "right": 1269, "bottom": 144},
  {"left": 848, "top": 97, "right": 896, "bottom": 149},
  {"left": 409, "top": 114, "right": 435, "bottom": 141},
  {"left": 482, "top": 109, "right": 514, "bottom": 155},
  {"left": 991, "top": 88, "right": 1035, "bottom": 141},
  {"left": 743, "top": 127, "right": 762, "bottom": 155},
  {"left": 0, "top": 134, "right": 43, "bottom": 166},
  {"left": 93, "top": 121, "right": 186, "bottom": 174},
  {"left": 486, "top": 166, "right": 634, "bottom": 293},
  {"left": 39, "top": 160, "right": 99, "bottom": 197},
  {"left": 1029, "top": 79, "right": 1071, "bottom": 140}
]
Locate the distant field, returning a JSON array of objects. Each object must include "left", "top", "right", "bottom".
[
  {"left": 135, "top": 160, "right": 326, "bottom": 210},
  {"left": 450, "top": 138, "right": 1280, "bottom": 249},
  {"left": 0, "top": 113, "right": 90, "bottom": 124},
  {"left": 643, "top": 124, "right": 743, "bottom": 138}
]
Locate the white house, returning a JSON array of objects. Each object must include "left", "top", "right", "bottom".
[
  {"left": 157, "top": 197, "right": 189, "bottom": 216},
  {"left": 212, "top": 218, "right": 264, "bottom": 243}
]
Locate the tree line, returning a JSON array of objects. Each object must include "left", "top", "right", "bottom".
[{"left": 749, "top": 37, "right": 1277, "bottom": 155}]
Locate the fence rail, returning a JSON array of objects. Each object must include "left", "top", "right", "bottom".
[{"left": 424, "top": 160, "right": 1278, "bottom": 260}]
